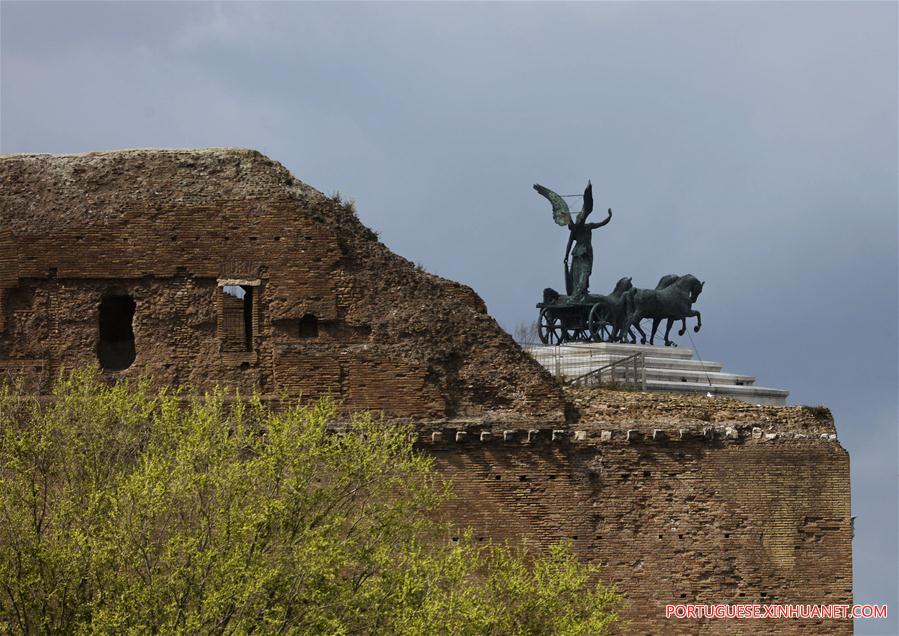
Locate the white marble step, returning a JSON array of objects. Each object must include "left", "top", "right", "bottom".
[
  {"left": 646, "top": 380, "right": 789, "bottom": 406},
  {"left": 567, "top": 361, "right": 755, "bottom": 387},
  {"left": 522, "top": 341, "right": 789, "bottom": 405},
  {"left": 524, "top": 350, "right": 725, "bottom": 375},
  {"left": 569, "top": 353, "right": 724, "bottom": 373},
  {"left": 524, "top": 345, "right": 695, "bottom": 366},
  {"left": 538, "top": 342, "right": 695, "bottom": 360},
  {"left": 640, "top": 367, "right": 755, "bottom": 387}
]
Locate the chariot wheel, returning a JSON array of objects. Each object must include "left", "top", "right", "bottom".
[
  {"left": 538, "top": 308, "right": 564, "bottom": 345},
  {"left": 587, "top": 304, "right": 614, "bottom": 343}
]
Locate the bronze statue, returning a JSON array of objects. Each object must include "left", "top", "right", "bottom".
[
  {"left": 623, "top": 274, "right": 704, "bottom": 346},
  {"left": 533, "top": 181, "right": 612, "bottom": 299},
  {"left": 531, "top": 182, "right": 706, "bottom": 347}
]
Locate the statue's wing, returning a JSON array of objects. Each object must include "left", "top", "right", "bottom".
[
  {"left": 574, "top": 180, "right": 593, "bottom": 225},
  {"left": 533, "top": 184, "right": 571, "bottom": 226}
]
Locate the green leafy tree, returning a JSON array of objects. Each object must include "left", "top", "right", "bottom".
[{"left": 0, "top": 371, "right": 619, "bottom": 635}]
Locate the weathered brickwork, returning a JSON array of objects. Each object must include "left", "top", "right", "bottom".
[
  {"left": 0, "top": 149, "right": 564, "bottom": 421},
  {"left": 422, "top": 407, "right": 852, "bottom": 634},
  {"left": 0, "top": 149, "right": 852, "bottom": 633}
]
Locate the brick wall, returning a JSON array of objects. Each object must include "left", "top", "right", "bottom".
[
  {"left": 422, "top": 418, "right": 852, "bottom": 635},
  {"left": 0, "top": 149, "right": 566, "bottom": 421}
]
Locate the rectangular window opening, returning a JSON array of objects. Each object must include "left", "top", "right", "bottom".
[
  {"left": 220, "top": 282, "right": 258, "bottom": 352},
  {"left": 98, "top": 295, "right": 136, "bottom": 370}
]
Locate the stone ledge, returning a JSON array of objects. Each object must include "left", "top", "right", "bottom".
[{"left": 414, "top": 424, "right": 840, "bottom": 447}]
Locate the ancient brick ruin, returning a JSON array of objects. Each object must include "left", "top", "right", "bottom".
[{"left": 0, "top": 149, "right": 851, "bottom": 634}]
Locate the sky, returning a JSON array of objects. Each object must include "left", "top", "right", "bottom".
[{"left": 2, "top": 2, "right": 896, "bottom": 632}]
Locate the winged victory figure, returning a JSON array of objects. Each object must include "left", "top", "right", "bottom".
[{"left": 533, "top": 180, "right": 612, "bottom": 299}]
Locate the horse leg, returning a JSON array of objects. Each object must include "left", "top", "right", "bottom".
[
  {"left": 621, "top": 295, "right": 637, "bottom": 343},
  {"left": 665, "top": 318, "right": 676, "bottom": 346},
  {"left": 649, "top": 318, "right": 661, "bottom": 346},
  {"left": 607, "top": 309, "right": 619, "bottom": 342},
  {"left": 630, "top": 312, "right": 647, "bottom": 344},
  {"left": 678, "top": 318, "right": 686, "bottom": 336},
  {"left": 688, "top": 309, "right": 702, "bottom": 332},
  {"left": 659, "top": 317, "right": 678, "bottom": 346},
  {"left": 614, "top": 309, "right": 629, "bottom": 342},
  {"left": 625, "top": 325, "right": 637, "bottom": 344}
]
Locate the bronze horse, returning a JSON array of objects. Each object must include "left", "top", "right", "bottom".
[
  {"left": 586, "top": 276, "right": 634, "bottom": 341},
  {"left": 624, "top": 274, "right": 704, "bottom": 346}
]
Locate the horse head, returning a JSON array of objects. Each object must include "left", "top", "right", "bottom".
[
  {"left": 675, "top": 274, "right": 704, "bottom": 303},
  {"left": 611, "top": 276, "right": 633, "bottom": 296}
]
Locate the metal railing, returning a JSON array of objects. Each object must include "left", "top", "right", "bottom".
[
  {"left": 520, "top": 342, "right": 647, "bottom": 392},
  {"left": 567, "top": 352, "right": 646, "bottom": 391}
]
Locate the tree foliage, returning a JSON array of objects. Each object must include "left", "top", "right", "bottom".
[{"left": 0, "top": 371, "right": 619, "bottom": 635}]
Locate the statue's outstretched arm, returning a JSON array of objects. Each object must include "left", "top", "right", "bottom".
[{"left": 586, "top": 208, "right": 613, "bottom": 229}]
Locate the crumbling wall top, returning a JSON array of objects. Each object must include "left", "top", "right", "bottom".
[{"left": 0, "top": 148, "right": 566, "bottom": 421}]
